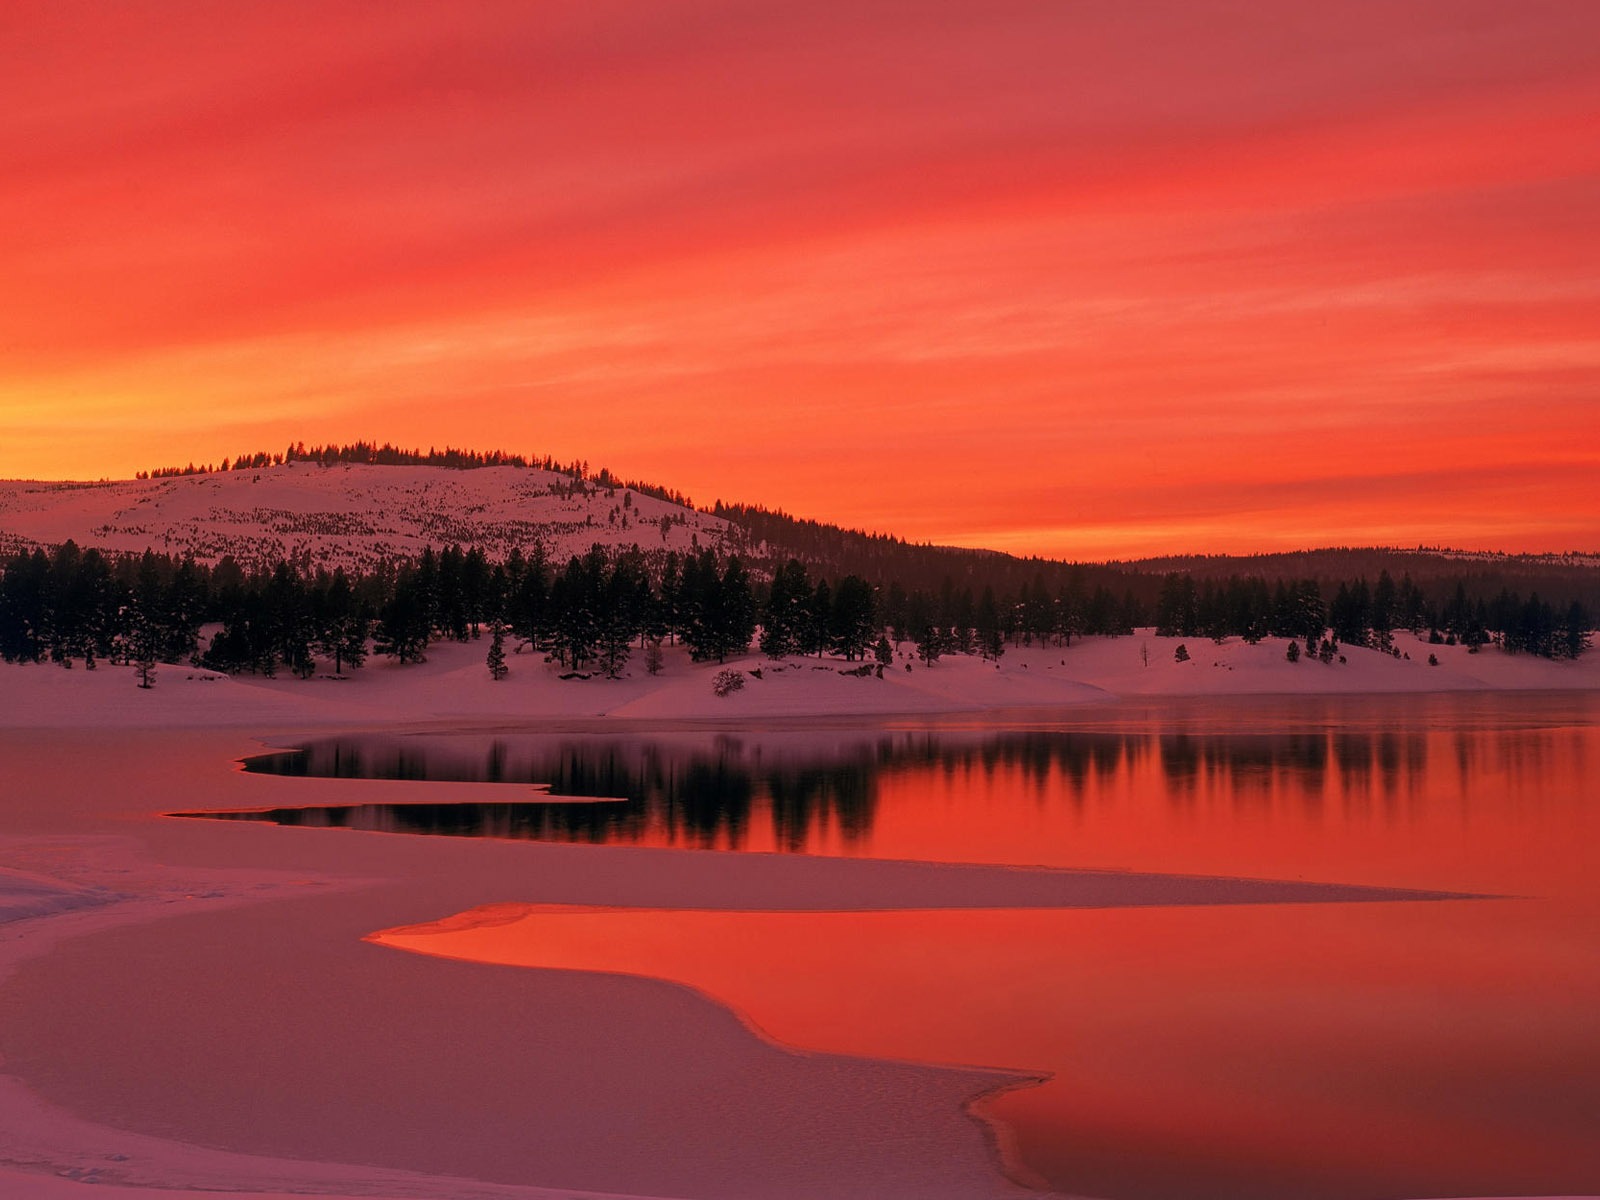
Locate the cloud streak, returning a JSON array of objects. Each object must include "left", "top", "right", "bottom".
[{"left": 2, "top": 0, "right": 1597, "bottom": 555}]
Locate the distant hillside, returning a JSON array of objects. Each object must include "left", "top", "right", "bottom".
[
  {"left": 712, "top": 501, "right": 1015, "bottom": 585},
  {"left": 0, "top": 462, "right": 732, "bottom": 573},
  {"left": 3, "top": 454, "right": 1598, "bottom": 614}
]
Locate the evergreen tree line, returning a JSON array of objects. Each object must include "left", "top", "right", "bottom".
[
  {"left": 1150, "top": 569, "right": 1590, "bottom": 659},
  {"left": 0, "top": 544, "right": 208, "bottom": 671},
  {"left": 1, "top": 543, "right": 1590, "bottom": 678},
  {"left": 0, "top": 543, "right": 763, "bottom": 679},
  {"left": 722, "top": 505, "right": 1600, "bottom": 637},
  {"left": 1130, "top": 546, "right": 1600, "bottom": 612},
  {"left": 372, "top": 544, "right": 762, "bottom": 676}
]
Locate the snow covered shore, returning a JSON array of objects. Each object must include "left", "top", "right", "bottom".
[{"left": 1, "top": 629, "right": 1594, "bottom": 731}]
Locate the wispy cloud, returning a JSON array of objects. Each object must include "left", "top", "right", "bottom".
[{"left": 2, "top": 0, "right": 1597, "bottom": 553}]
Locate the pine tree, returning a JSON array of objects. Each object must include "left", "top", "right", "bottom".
[
  {"left": 595, "top": 548, "right": 647, "bottom": 678},
  {"left": 884, "top": 581, "right": 909, "bottom": 647},
  {"left": 512, "top": 543, "right": 550, "bottom": 649},
  {"left": 1296, "top": 580, "right": 1326, "bottom": 649},
  {"left": 313, "top": 569, "right": 368, "bottom": 675},
  {"left": 829, "top": 575, "right": 876, "bottom": 661},
  {"left": 806, "top": 578, "right": 832, "bottom": 657},
  {"left": 760, "top": 559, "right": 811, "bottom": 658},
  {"left": 461, "top": 547, "right": 490, "bottom": 638},
  {"left": 436, "top": 545, "right": 467, "bottom": 641},
  {"left": 680, "top": 551, "right": 755, "bottom": 663},
  {"left": 953, "top": 587, "right": 976, "bottom": 654},
  {"left": 550, "top": 551, "right": 603, "bottom": 669},
  {"left": 486, "top": 620, "right": 509, "bottom": 681},
  {"left": 976, "top": 586, "right": 1004, "bottom": 660},
  {"left": 643, "top": 637, "right": 665, "bottom": 675},
  {"left": 1021, "top": 575, "right": 1053, "bottom": 646},
  {"left": 129, "top": 597, "right": 159, "bottom": 688},
  {"left": 1371, "top": 569, "right": 1396, "bottom": 649},
  {"left": 375, "top": 566, "right": 432, "bottom": 663},
  {"left": 266, "top": 563, "right": 315, "bottom": 678},
  {"left": 1155, "top": 573, "right": 1198, "bottom": 638},
  {"left": 657, "top": 552, "right": 682, "bottom": 645},
  {"left": 873, "top": 635, "right": 893, "bottom": 667},
  {"left": 716, "top": 556, "right": 757, "bottom": 662},
  {"left": 1563, "top": 602, "right": 1591, "bottom": 660},
  {"left": 165, "top": 556, "right": 206, "bottom": 662}
]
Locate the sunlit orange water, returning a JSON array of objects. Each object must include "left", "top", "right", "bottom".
[{"left": 304, "top": 695, "right": 1597, "bottom": 1198}]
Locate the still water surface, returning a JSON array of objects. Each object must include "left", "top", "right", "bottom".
[{"left": 210, "top": 695, "right": 1600, "bottom": 1199}]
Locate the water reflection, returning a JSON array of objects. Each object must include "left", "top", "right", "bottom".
[
  {"left": 179, "top": 799, "right": 642, "bottom": 842},
  {"left": 227, "top": 736, "right": 882, "bottom": 850},
  {"left": 191, "top": 695, "right": 1600, "bottom": 1200},
  {"left": 238, "top": 725, "right": 1468, "bottom": 801},
  {"left": 199, "top": 705, "right": 1578, "bottom": 860},
  {"left": 373, "top": 898, "right": 1600, "bottom": 1200}
]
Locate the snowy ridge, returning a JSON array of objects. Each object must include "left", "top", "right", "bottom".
[{"left": 0, "top": 463, "right": 741, "bottom": 570}]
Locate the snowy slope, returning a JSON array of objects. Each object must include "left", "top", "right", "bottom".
[{"left": 0, "top": 463, "right": 739, "bottom": 569}]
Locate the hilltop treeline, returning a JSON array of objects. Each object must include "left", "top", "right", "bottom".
[
  {"left": 137, "top": 443, "right": 695, "bottom": 508},
  {"left": 140, "top": 442, "right": 537, "bottom": 477},
  {"left": 1, "top": 543, "right": 1590, "bottom": 680}
]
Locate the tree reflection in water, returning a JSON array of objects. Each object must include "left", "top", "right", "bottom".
[{"left": 178, "top": 723, "right": 1447, "bottom": 851}]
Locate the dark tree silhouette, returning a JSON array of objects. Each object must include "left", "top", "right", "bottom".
[{"left": 486, "top": 620, "right": 509, "bottom": 681}]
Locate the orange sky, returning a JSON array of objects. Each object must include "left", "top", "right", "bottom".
[{"left": 3, "top": 1, "right": 1598, "bottom": 559}]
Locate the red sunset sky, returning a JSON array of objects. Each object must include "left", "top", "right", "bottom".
[{"left": 3, "top": 1, "right": 1597, "bottom": 559}]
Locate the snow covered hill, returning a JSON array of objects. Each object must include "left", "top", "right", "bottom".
[{"left": 0, "top": 463, "right": 741, "bottom": 571}]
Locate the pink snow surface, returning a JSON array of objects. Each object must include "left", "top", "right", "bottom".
[{"left": 2, "top": 626, "right": 1597, "bottom": 733}]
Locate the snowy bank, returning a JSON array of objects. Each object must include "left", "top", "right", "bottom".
[{"left": 1, "top": 629, "right": 1593, "bottom": 730}]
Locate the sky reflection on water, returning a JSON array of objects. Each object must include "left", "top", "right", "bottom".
[{"left": 189, "top": 694, "right": 1600, "bottom": 1198}]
